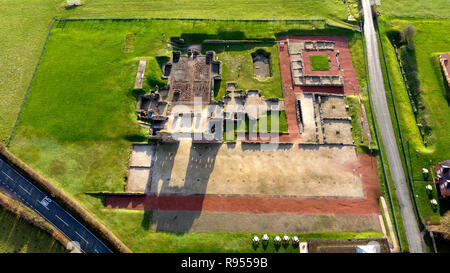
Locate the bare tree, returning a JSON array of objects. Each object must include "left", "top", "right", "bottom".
[{"left": 401, "top": 25, "right": 417, "bottom": 50}]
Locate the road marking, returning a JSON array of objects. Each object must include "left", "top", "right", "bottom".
[
  {"left": 55, "top": 214, "right": 69, "bottom": 227},
  {"left": 18, "top": 184, "right": 31, "bottom": 195},
  {"left": 75, "top": 231, "right": 89, "bottom": 245},
  {"left": 1, "top": 171, "right": 13, "bottom": 181},
  {"left": 39, "top": 201, "right": 50, "bottom": 210}
]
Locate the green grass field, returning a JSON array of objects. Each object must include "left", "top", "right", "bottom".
[
  {"left": 66, "top": 0, "right": 351, "bottom": 20},
  {"left": 0, "top": 207, "right": 65, "bottom": 253},
  {"left": 378, "top": 0, "right": 450, "bottom": 18},
  {"left": 377, "top": 17, "right": 450, "bottom": 225},
  {"left": 0, "top": 0, "right": 354, "bottom": 144},
  {"left": 7, "top": 18, "right": 370, "bottom": 252},
  {"left": 310, "top": 55, "right": 330, "bottom": 70}
]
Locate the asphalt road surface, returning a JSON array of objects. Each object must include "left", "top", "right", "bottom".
[
  {"left": 362, "top": 0, "right": 425, "bottom": 252},
  {"left": 0, "top": 158, "right": 112, "bottom": 253}
]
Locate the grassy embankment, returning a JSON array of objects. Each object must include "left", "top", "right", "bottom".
[{"left": 377, "top": 17, "right": 450, "bottom": 226}]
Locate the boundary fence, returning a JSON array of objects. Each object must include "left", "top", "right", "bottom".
[
  {"left": 374, "top": 17, "right": 437, "bottom": 253},
  {"left": 7, "top": 18, "right": 57, "bottom": 148}
]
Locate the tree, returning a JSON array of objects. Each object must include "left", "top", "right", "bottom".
[{"left": 401, "top": 25, "right": 417, "bottom": 50}]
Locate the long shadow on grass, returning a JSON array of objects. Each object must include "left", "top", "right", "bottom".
[
  {"left": 156, "top": 56, "right": 170, "bottom": 69},
  {"left": 124, "top": 134, "right": 148, "bottom": 143},
  {"left": 130, "top": 88, "right": 146, "bottom": 100},
  {"left": 141, "top": 210, "right": 152, "bottom": 230}
]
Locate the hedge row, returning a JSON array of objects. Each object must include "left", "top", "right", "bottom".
[
  {"left": 0, "top": 192, "right": 70, "bottom": 251},
  {"left": 0, "top": 143, "right": 131, "bottom": 253}
]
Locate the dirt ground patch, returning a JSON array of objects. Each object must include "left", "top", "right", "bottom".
[
  {"left": 126, "top": 144, "right": 155, "bottom": 192},
  {"left": 322, "top": 120, "right": 353, "bottom": 144},
  {"left": 149, "top": 140, "right": 364, "bottom": 198},
  {"left": 127, "top": 167, "right": 151, "bottom": 192},
  {"left": 129, "top": 144, "right": 154, "bottom": 167},
  {"left": 320, "top": 96, "right": 349, "bottom": 119},
  {"left": 150, "top": 211, "right": 381, "bottom": 233}
]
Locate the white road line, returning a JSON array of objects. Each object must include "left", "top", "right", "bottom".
[
  {"left": 18, "top": 185, "right": 31, "bottom": 195},
  {"left": 39, "top": 201, "right": 50, "bottom": 210},
  {"left": 75, "top": 231, "right": 89, "bottom": 245},
  {"left": 55, "top": 215, "right": 69, "bottom": 227},
  {"left": 1, "top": 171, "right": 13, "bottom": 181}
]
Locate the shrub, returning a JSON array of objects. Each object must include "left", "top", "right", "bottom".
[{"left": 401, "top": 25, "right": 416, "bottom": 50}]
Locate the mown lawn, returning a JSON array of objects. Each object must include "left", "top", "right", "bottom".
[
  {"left": 8, "top": 19, "right": 370, "bottom": 252},
  {"left": 377, "top": 17, "right": 450, "bottom": 225},
  {"left": 310, "top": 55, "right": 330, "bottom": 70},
  {"left": 0, "top": 207, "right": 65, "bottom": 253}
]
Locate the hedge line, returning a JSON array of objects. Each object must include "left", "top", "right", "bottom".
[
  {"left": 0, "top": 143, "right": 131, "bottom": 253},
  {"left": 0, "top": 192, "right": 70, "bottom": 251}
]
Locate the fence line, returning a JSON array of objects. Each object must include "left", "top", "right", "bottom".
[
  {"left": 7, "top": 18, "right": 57, "bottom": 148},
  {"left": 374, "top": 17, "right": 436, "bottom": 253},
  {"left": 392, "top": 44, "right": 426, "bottom": 142},
  {"left": 56, "top": 16, "right": 327, "bottom": 23}
]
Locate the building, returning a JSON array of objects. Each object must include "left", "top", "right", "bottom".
[{"left": 435, "top": 160, "right": 450, "bottom": 198}]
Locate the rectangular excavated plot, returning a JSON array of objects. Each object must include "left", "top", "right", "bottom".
[
  {"left": 129, "top": 144, "right": 155, "bottom": 167},
  {"left": 149, "top": 140, "right": 363, "bottom": 198},
  {"left": 134, "top": 60, "right": 146, "bottom": 89},
  {"left": 319, "top": 96, "right": 348, "bottom": 119},
  {"left": 323, "top": 120, "right": 353, "bottom": 144},
  {"left": 127, "top": 167, "right": 151, "bottom": 192},
  {"left": 127, "top": 144, "right": 155, "bottom": 192},
  {"left": 296, "top": 93, "right": 316, "bottom": 143},
  {"left": 150, "top": 211, "right": 381, "bottom": 233}
]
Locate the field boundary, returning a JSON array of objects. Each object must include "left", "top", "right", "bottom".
[
  {"left": 374, "top": 18, "right": 437, "bottom": 253},
  {"left": 56, "top": 16, "right": 327, "bottom": 23},
  {"left": 6, "top": 18, "right": 56, "bottom": 148},
  {"left": 55, "top": 16, "right": 360, "bottom": 31}
]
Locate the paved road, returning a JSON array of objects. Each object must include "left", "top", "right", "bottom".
[
  {"left": 361, "top": 0, "right": 425, "bottom": 253},
  {"left": 0, "top": 158, "right": 112, "bottom": 253}
]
